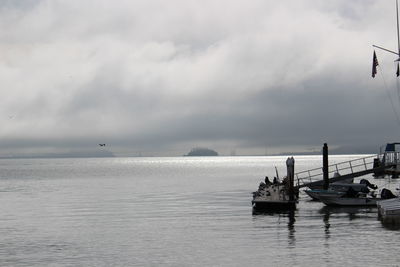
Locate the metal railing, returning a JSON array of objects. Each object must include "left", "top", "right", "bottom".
[{"left": 295, "top": 152, "right": 400, "bottom": 188}]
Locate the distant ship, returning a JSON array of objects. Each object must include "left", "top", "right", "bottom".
[{"left": 185, "top": 148, "right": 218, "bottom": 156}]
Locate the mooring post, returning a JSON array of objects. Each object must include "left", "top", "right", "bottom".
[
  {"left": 323, "top": 143, "right": 329, "bottom": 190},
  {"left": 287, "top": 157, "right": 295, "bottom": 201}
]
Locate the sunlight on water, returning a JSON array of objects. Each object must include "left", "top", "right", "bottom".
[{"left": 0, "top": 156, "right": 399, "bottom": 266}]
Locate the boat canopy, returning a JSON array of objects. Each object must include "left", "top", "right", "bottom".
[{"left": 385, "top": 143, "right": 400, "bottom": 152}]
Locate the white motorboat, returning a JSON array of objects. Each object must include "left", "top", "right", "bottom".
[
  {"left": 305, "top": 180, "right": 375, "bottom": 201},
  {"left": 318, "top": 195, "right": 380, "bottom": 206},
  {"left": 319, "top": 188, "right": 397, "bottom": 207}
]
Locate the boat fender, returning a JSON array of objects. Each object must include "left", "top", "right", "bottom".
[{"left": 381, "top": 188, "right": 396, "bottom": 199}]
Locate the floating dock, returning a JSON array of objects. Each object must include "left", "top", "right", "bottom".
[{"left": 377, "top": 198, "right": 400, "bottom": 225}]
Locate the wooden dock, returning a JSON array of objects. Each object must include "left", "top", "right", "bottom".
[{"left": 377, "top": 198, "right": 400, "bottom": 225}]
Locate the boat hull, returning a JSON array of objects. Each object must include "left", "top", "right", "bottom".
[
  {"left": 305, "top": 183, "right": 370, "bottom": 201},
  {"left": 252, "top": 200, "right": 296, "bottom": 211},
  {"left": 304, "top": 189, "right": 345, "bottom": 201},
  {"left": 319, "top": 196, "right": 380, "bottom": 207}
]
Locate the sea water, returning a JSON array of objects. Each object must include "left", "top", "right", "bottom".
[{"left": 0, "top": 155, "right": 399, "bottom": 266}]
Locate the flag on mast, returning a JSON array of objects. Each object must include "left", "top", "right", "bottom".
[{"left": 372, "top": 50, "right": 379, "bottom": 78}]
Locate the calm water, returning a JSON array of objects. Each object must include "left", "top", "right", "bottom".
[{"left": 0, "top": 155, "right": 399, "bottom": 266}]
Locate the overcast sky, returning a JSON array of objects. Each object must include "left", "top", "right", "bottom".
[{"left": 0, "top": 0, "right": 399, "bottom": 156}]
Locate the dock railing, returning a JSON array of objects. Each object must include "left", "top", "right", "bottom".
[{"left": 295, "top": 152, "right": 400, "bottom": 188}]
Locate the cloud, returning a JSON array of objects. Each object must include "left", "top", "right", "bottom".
[{"left": 0, "top": 0, "right": 397, "bottom": 156}]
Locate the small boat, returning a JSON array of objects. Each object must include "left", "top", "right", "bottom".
[
  {"left": 319, "top": 195, "right": 380, "bottom": 206},
  {"left": 252, "top": 182, "right": 297, "bottom": 210},
  {"left": 305, "top": 184, "right": 358, "bottom": 201},
  {"left": 319, "top": 188, "right": 397, "bottom": 207},
  {"left": 252, "top": 157, "right": 297, "bottom": 211},
  {"left": 305, "top": 179, "right": 376, "bottom": 201}
]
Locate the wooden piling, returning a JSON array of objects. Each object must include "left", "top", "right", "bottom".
[
  {"left": 287, "top": 157, "right": 295, "bottom": 201},
  {"left": 323, "top": 143, "right": 329, "bottom": 190}
]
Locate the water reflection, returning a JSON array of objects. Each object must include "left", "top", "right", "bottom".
[
  {"left": 252, "top": 209, "right": 296, "bottom": 246},
  {"left": 379, "top": 218, "right": 400, "bottom": 230},
  {"left": 287, "top": 210, "right": 296, "bottom": 247},
  {"left": 319, "top": 206, "right": 376, "bottom": 238},
  {"left": 319, "top": 206, "right": 375, "bottom": 219},
  {"left": 323, "top": 211, "right": 331, "bottom": 238}
]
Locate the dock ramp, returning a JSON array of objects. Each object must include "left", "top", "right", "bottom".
[{"left": 296, "top": 153, "right": 398, "bottom": 189}]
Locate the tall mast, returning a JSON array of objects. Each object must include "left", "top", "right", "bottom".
[
  {"left": 373, "top": 0, "right": 400, "bottom": 57},
  {"left": 372, "top": 0, "right": 400, "bottom": 75}
]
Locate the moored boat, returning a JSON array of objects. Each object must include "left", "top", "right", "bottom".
[
  {"left": 252, "top": 157, "right": 297, "bottom": 211},
  {"left": 304, "top": 188, "right": 344, "bottom": 201},
  {"left": 319, "top": 188, "right": 397, "bottom": 207},
  {"left": 318, "top": 195, "right": 380, "bottom": 206},
  {"left": 305, "top": 179, "right": 376, "bottom": 201},
  {"left": 252, "top": 183, "right": 297, "bottom": 210}
]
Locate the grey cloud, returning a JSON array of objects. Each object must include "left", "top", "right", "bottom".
[{"left": 0, "top": 0, "right": 397, "bottom": 156}]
